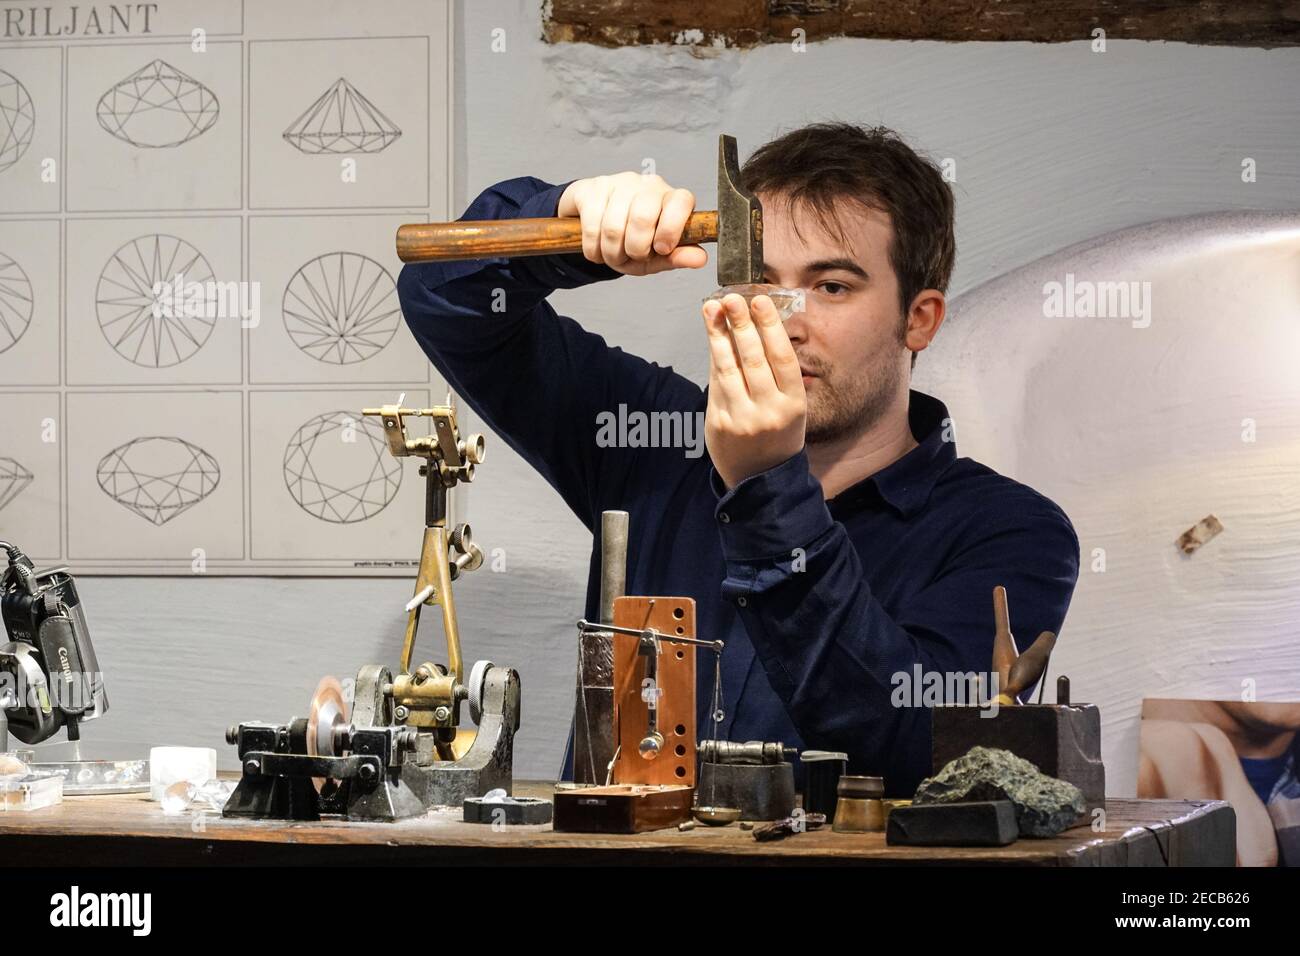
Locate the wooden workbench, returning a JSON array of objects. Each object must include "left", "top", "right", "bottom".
[{"left": 1, "top": 781, "right": 1234, "bottom": 866}]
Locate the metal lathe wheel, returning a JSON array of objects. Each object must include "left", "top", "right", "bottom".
[{"left": 468, "top": 659, "right": 494, "bottom": 726}]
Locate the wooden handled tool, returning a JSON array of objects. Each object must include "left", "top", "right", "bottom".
[
  {"left": 396, "top": 134, "right": 765, "bottom": 287},
  {"left": 991, "top": 585, "right": 1057, "bottom": 705},
  {"left": 396, "top": 210, "right": 719, "bottom": 262}
]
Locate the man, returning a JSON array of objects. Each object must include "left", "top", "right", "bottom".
[{"left": 397, "top": 122, "right": 1080, "bottom": 795}]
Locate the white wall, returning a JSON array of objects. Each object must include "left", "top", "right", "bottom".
[{"left": 60, "top": 1, "right": 1300, "bottom": 789}]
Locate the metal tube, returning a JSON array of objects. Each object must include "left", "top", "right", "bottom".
[
  {"left": 572, "top": 511, "right": 628, "bottom": 784},
  {"left": 599, "top": 511, "right": 628, "bottom": 625}
]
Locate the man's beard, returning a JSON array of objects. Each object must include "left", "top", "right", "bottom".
[{"left": 802, "top": 344, "right": 905, "bottom": 445}]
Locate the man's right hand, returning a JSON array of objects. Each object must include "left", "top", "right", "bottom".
[{"left": 557, "top": 173, "right": 710, "bottom": 276}]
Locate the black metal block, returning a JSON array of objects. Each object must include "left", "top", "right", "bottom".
[
  {"left": 696, "top": 760, "right": 795, "bottom": 821},
  {"left": 463, "top": 796, "right": 553, "bottom": 825},
  {"left": 886, "top": 800, "right": 1019, "bottom": 847},
  {"left": 931, "top": 704, "right": 1105, "bottom": 814}
]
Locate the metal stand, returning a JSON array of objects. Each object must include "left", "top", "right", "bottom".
[
  {"left": 222, "top": 666, "right": 520, "bottom": 823},
  {"left": 222, "top": 400, "right": 523, "bottom": 823}
]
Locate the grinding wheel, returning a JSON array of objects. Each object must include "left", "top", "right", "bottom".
[{"left": 306, "top": 676, "right": 349, "bottom": 791}]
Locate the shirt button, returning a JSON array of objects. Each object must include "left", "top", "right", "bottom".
[
  {"left": 718, "top": 511, "right": 730, "bottom": 524},
  {"left": 737, "top": 596, "right": 747, "bottom": 607}
]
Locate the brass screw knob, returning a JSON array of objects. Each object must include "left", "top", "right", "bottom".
[{"left": 463, "top": 434, "right": 485, "bottom": 465}]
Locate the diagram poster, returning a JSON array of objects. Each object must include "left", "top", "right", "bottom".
[{"left": 0, "top": 0, "right": 453, "bottom": 574}]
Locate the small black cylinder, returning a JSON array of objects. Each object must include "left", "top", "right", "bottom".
[{"left": 800, "top": 750, "right": 847, "bottom": 820}]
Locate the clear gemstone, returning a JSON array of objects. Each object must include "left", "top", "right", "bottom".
[{"left": 161, "top": 780, "right": 194, "bottom": 814}]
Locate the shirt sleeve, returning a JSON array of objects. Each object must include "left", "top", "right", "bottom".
[
  {"left": 709, "top": 449, "right": 1080, "bottom": 794},
  {"left": 397, "top": 176, "right": 704, "bottom": 529}
]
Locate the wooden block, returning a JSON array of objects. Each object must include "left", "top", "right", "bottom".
[
  {"left": 886, "top": 800, "right": 1019, "bottom": 847},
  {"left": 552, "top": 785, "right": 694, "bottom": 834}
]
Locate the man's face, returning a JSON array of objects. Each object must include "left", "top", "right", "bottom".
[{"left": 758, "top": 192, "right": 911, "bottom": 444}]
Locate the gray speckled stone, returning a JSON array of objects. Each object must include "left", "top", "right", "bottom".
[{"left": 913, "top": 745, "right": 1085, "bottom": 837}]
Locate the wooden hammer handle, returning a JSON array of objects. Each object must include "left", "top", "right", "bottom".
[{"left": 396, "top": 210, "right": 719, "bottom": 263}]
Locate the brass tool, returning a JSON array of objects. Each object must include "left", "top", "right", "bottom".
[
  {"left": 396, "top": 134, "right": 765, "bottom": 289},
  {"left": 693, "top": 806, "right": 741, "bottom": 826},
  {"left": 223, "top": 399, "right": 521, "bottom": 822},
  {"left": 990, "top": 585, "right": 1057, "bottom": 706},
  {"left": 361, "top": 401, "right": 485, "bottom": 751},
  {"left": 831, "top": 775, "right": 886, "bottom": 833}
]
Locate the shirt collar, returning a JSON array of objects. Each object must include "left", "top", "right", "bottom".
[{"left": 829, "top": 390, "right": 957, "bottom": 519}]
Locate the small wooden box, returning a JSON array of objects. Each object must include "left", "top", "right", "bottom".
[{"left": 552, "top": 785, "right": 694, "bottom": 834}]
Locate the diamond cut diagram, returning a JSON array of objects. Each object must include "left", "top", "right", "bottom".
[
  {"left": 97, "top": 234, "right": 217, "bottom": 368},
  {"left": 283, "top": 412, "right": 402, "bottom": 523},
  {"left": 283, "top": 252, "right": 400, "bottom": 364},
  {"left": 0, "top": 69, "right": 35, "bottom": 171},
  {"left": 97, "top": 436, "right": 220, "bottom": 526},
  {"left": 0, "top": 251, "right": 33, "bottom": 353},
  {"left": 0, "top": 457, "right": 33, "bottom": 511},
  {"left": 283, "top": 78, "right": 400, "bottom": 154},
  {"left": 97, "top": 59, "right": 219, "bottom": 149}
]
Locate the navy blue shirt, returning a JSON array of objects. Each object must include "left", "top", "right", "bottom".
[{"left": 397, "top": 176, "right": 1081, "bottom": 796}]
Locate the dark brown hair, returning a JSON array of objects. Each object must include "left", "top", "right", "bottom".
[{"left": 742, "top": 122, "right": 956, "bottom": 352}]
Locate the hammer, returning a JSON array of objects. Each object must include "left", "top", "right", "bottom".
[{"left": 395, "top": 134, "right": 765, "bottom": 288}]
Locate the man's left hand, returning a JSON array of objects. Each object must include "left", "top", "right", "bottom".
[{"left": 702, "top": 292, "right": 806, "bottom": 489}]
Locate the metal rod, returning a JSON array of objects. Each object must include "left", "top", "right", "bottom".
[
  {"left": 576, "top": 619, "right": 723, "bottom": 653},
  {"left": 600, "top": 511, "right": 628, "bottom": 625}
]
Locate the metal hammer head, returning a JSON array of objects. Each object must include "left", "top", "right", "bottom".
[{"left": 716, "top": 134, "right": 763, "bottom": 287}]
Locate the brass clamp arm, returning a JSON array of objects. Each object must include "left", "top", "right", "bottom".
[{"left": 361, "top": 401, "right": 487, "bottom": 732}]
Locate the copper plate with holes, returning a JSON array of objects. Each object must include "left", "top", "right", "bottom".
[{"left": 611, "top": 596, "right": 696, "bottom": 787}]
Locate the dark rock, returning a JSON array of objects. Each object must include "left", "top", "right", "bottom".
[{"left": 913, "top": 745, "right": 1085, "bottom": 837}]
